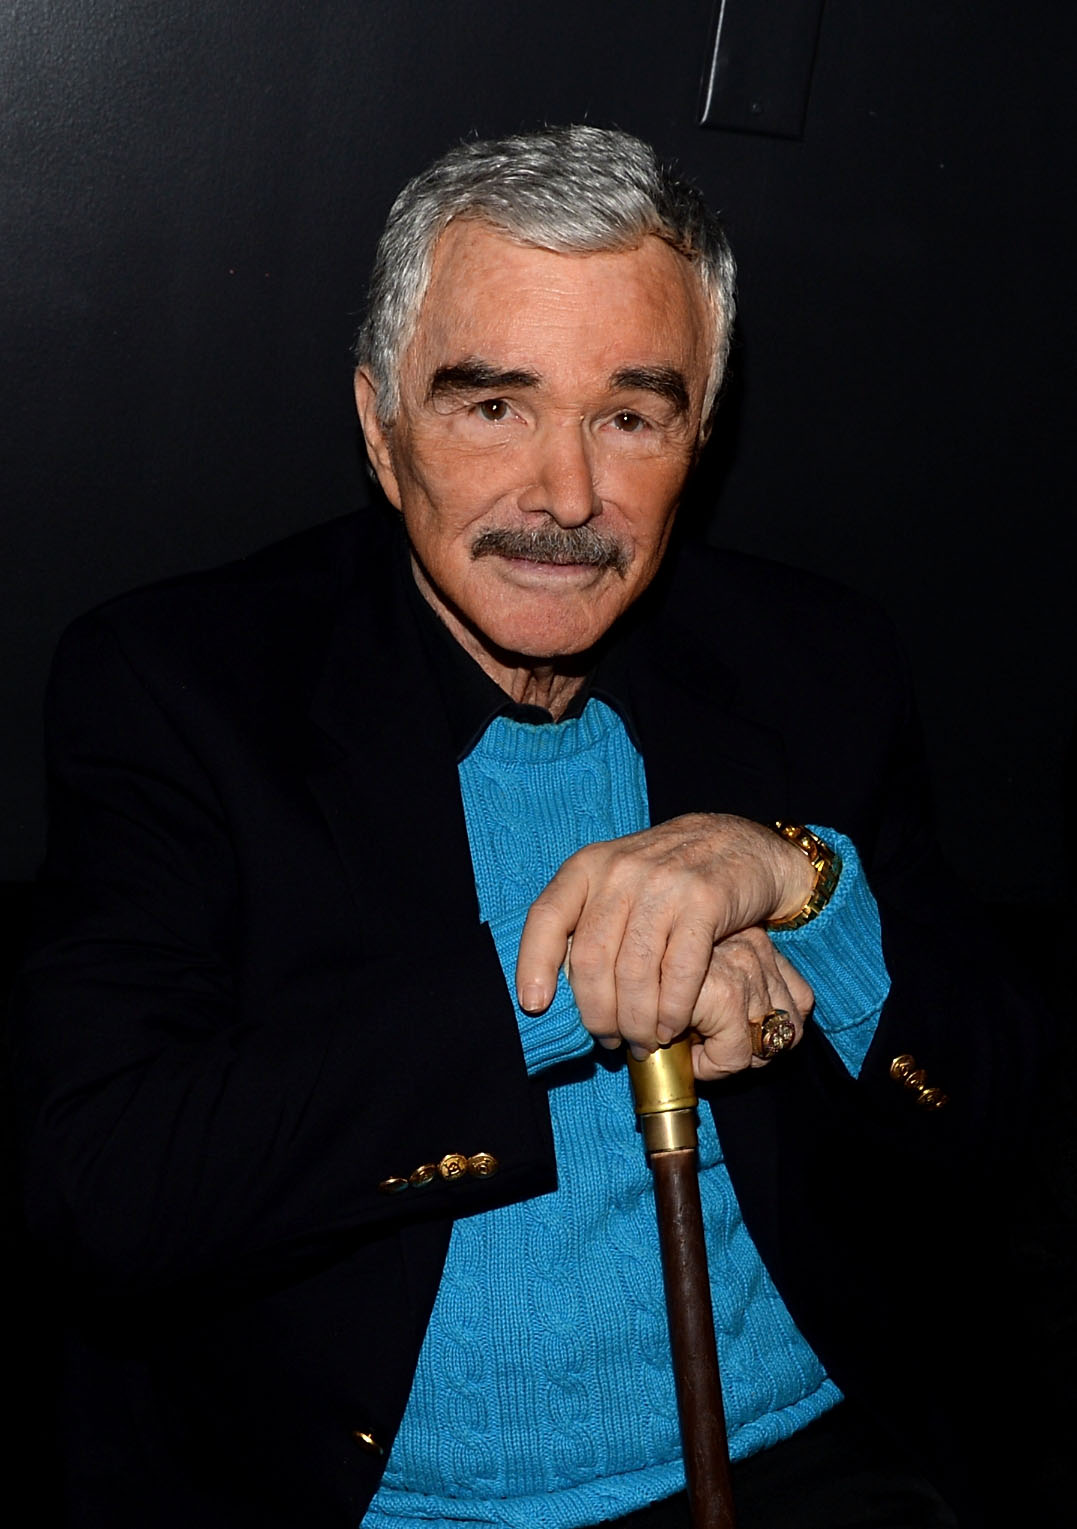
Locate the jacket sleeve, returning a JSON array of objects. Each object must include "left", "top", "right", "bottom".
[
  {"left": 757, "top": 577, "right": 1046, "bottom": 1167},
  {"left": 835, "top": 624, "right": 1043, "bottom": 1170},
  {"left": 12, "top": 612, "right": 556, "bottom": 1300}
]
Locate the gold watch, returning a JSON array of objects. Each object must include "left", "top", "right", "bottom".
[{"left": 766, "top": 823, "right": 842, "bottom": 931}]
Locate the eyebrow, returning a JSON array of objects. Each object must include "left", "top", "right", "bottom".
[
  {"left": 425, "top": 358, "right": 692, "bottom": 416},
  {"left": 609, "top": 366, "right": 691, "bottom": 417},
  {"left": 427, "top": 360, "right": 542, "bottom": 402}
]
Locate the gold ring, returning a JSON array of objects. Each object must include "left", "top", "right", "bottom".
[{"left": 749, "top": 1008, "right": 795, "bottom": 1060}]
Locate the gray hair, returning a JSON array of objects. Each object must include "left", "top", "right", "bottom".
[{"left": 355, "top": 125, "right": 736, "bottom": 431}]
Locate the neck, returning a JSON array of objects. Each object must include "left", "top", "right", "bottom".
[
  {"left": 410, "top": 554, "right": 591, "bottom": 719},
  {"left": 496, "top": 664, "right": 588, "bottom": 718}
]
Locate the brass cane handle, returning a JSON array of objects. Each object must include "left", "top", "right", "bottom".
[{"left": 626, "top": 1037, "right": 698, "bottom": 1153}]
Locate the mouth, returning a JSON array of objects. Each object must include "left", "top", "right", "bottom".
[{"left": 471, "top": 525, "right": 630, "bottom": 576}]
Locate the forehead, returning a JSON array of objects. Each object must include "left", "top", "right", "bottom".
[{"left": 403, "top": 220, "right": 711, "bottom": 392}]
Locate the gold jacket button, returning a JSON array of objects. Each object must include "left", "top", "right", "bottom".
[
  {"left": 377, "top": 1177, "right": 408, "bottom": 1195},
  {"left": 889, "top": 1054, "right": 916, "bottom": 1084},
  {"left": 438, "top": 1152, "right": 469, "bottom": 1182},
  {"left": 468, "top": 1152, "right": 499, "bottom": 1179},
  {"left": 351, "top": 1429, "right": 384, "bottom": 1456},
  {"left": 918, "top": 1087, "right": 949, "bottom": 1110},
  {"left": 409, "top": 1163, "right": 437, "bottom": 1188}
]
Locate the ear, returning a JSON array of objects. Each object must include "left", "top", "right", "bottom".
[{"left": 353, "top": 368, "right": 402, "bottom": 510}]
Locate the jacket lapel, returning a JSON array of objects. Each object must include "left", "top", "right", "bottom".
[
  {"left": 302, "top": 522, "right": 481, "bottom": 952},
  {"left": 625, "top": 594, "right": 792, "bottom": 827}
]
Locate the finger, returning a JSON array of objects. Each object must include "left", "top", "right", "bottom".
[
  {"left": 772, "top": 946, "right": 814, "bottom": 1016},
  {"left": 689, "top": 937, "right": 769, "bottom": 1081},
  {"left": 655, "top": 915, "right": 715, "bottom": 1044},
  {"left": 690, "top": 926, "right": 811, "bottom": 1081},
  {"left": 732, "top": 935, "right": 811, "bottom": 1074},
  {"left": 606, "top": 883, "right": 720, "bottom": 1050},
  {"left": 516, "top": 861, "right": 590, "bottom": 1014},
  {"left": 565, "top": 933, "right": 622, "bottom": 1049},
  {"left": 745, "top": 966, "right": 802, "bottom": 1071},
  {"left": 562, "top": 889, "right": 630, "bottom": 1045},
  {"left": 606, "top": 906, "right": 666, "bottom": 1050}
]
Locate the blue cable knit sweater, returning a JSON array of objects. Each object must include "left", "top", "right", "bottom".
[{"left": 364, "top": 700, "right": 889, "bottom": 1528}]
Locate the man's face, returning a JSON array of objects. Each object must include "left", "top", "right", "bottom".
[{"left": 355, "top": 220, "right": 713, "bottom": 670}]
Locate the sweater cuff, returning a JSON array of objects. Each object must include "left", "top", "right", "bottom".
[
  {"left": 767, "top": 828, "right": 889, "bottom": 1078},
  {"left": 486, "top": 910, "right": 594, "bottom": 1075}
]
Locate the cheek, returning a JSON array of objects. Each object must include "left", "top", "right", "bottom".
[
  {"left": 394, "top": 459, "right": 480, "bottom": 549},
  {"left": 399, "top": 435, "right": 510, "bottom": 521},
  {"left": 613, "top": 471, "right": 685, "bottom": 552}
]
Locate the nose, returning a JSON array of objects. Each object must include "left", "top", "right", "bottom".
[{"left": 517, "top": 417, "right": 600, "bottom": 527}]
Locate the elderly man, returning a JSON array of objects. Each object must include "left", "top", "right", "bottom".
[{"left": 15, "top": 128, "right": 1030, "bottom": 1528}]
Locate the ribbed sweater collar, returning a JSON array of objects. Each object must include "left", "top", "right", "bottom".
[{"left": 464, "top": 697, "right": 626, "bottom": 767}]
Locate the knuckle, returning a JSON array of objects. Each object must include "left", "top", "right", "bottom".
[
  {"left": 526, "top": 890, "right": 563, "bottom": 925},
  {"left": 721, "top": 944, "right": 758, "bottom": 978},
  {"left": 617, "top": 1021, "right": 655, "bottom": 1050},
  {"left": 615, "top": 928, "right": 656, "bottom": 977},
  {"left": 706, "top": 957, "right": 750, "bottom": 1004},
  {"left": 566, "top": 944, "right": 608, "bottom": 983},
  {"left": 660, "top": 958, "right": 706, "bottom": 1001},
  {"left": 575, "top": 993, "right": 616, "bottom": 1036},
  {"left": 657, "top": 992, "right": 695, "bottom": 1032},
  {"left": 700, "top": 979, "right": 740, "bottom": 1022},
  {"left": 699, "top": 1034, "right": 753, "bottom": 1078}
]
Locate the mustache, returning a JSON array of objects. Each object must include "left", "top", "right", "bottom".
[{"left": 470, "top": 524, "right": 630, "bottom": 575}]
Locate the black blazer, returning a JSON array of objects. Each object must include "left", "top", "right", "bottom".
[{"left": 13, "top": 510, "right": 1036, "bottom": 1527}]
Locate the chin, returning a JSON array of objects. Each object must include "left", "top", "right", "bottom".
[
  {"left": 474, "top": 578, "right": 635, "bottom": 656},
  {"left": 478, "top": 613, "right": 614, "bottom": 663}
]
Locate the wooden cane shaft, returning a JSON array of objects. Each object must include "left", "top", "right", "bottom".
[{"left": 651, "top": 1148, "right": 737, "bottom": 1529}]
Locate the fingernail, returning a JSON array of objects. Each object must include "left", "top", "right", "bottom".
[
  {"left": 628, "top": 1042, "right": 652, "bottom": 1062},
  {"left": 519, "top": 981, "right": 548, "bottom": 1014}
]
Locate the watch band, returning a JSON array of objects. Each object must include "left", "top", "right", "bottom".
[{"left": 765, "top": 822, "right": 842, "bottom": 931}]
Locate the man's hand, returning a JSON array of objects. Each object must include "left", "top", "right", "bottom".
[
  {"left": 671, "top": 927, "right": 813, "bottom": 1080},
  {"left": 515, "top": 813, "right": 817, "bottom": 1079}
]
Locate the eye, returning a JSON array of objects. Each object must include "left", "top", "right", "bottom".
[
  {"left": 611, "top": 410, "right": 646, "bottom": 433},
  {"left": 475, "top": 398, "right": 513, "bottom": 423}
]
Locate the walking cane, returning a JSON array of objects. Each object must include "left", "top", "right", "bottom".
[{"left": 627, "top": 1038, "right": 737, "bottom": 1529}]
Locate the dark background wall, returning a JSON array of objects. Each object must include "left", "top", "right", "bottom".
[
  {"left": 2, "top": 7, "right": 1074, "bottom": 1518},
  {"left": 3, "top": 0, "right": 1074, "bottom": 907}
]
